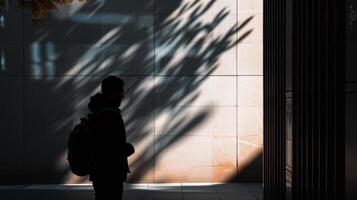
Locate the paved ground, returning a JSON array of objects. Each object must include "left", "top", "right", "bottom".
[{"left": 0, "top": 183, "right": 262, "bottom": 200}]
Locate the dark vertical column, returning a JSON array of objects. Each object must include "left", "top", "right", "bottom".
[
  {"left": 264, "top": 0, "right": 286, "bottom": 199},
  {"left": 291, "top": 0, "right": 345, "bottom": 199},
  {"left": 345, "top": 1, "right": 357, "bottom": 199},
  {"left": 264, "top": 0, "right": 346, "bottom": 199}
]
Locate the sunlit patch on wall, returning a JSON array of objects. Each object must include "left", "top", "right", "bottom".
[
  {"left": 46, "top": 42, "right": 55, "bottom": 80},
  {"left": 1, "top": 48, "right": 5, "bottom": 72},
  {"left": 31, "top": 43, "right": 41, "bottom": 79},
  {"left": 0, "top": 15, "right": 4, "bottom": 27},
  {"left": 30, "top": 42, "right": 57, "bottom": 80}
]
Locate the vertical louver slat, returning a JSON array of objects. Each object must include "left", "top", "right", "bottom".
[
  {"left": 264, "top": 0, "right": 286, "bottom": 199},
  {"left": 264, "top": 0, "right": 345, "bottom": 199}
]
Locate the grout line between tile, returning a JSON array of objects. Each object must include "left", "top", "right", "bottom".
[
  {"left": 181, "top": 183, "right": 183, "bottom": 200},
  {"left": 212, "top": 182, "right": 223, "bottom": 200}
]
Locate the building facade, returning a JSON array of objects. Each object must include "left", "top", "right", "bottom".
[{"left": 0, "top": 0, "right": 263, "bottom": 183}]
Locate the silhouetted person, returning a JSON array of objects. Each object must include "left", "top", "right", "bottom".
[{"left": 88, "top": 76, "right": 134, "bottom": 200}]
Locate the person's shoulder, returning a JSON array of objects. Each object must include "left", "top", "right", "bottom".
[{"left": 95, "top": 108, "right": 121, "bottom": 119}]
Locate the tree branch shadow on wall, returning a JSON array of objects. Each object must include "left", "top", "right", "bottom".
[{"left": 0, "top": 0, "right": 256, "bottom": 184}]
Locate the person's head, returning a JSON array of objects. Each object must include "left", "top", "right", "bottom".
[{"left": 101, "top": 76, "right": 125, "bottom": 107}]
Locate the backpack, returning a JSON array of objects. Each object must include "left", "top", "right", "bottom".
[{"left": 67, "top": 116, "right": 92, "bottom": 177}]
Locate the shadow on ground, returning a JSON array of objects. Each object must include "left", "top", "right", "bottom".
[{"left": 0, "top": 183, "right": 263, "bottom": 200}]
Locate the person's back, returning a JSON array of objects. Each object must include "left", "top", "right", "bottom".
[
  {"left": 88, "top": 76, "right": 131, "bottom": 200},
  {"left": 89, "top": 97, "right": 129, "bottom": 180}
]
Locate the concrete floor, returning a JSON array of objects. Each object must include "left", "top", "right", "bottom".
[{"left": 0, "top": 183, "right": 262, "bottom": 200}]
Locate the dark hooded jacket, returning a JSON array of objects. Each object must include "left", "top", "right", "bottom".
[{"left": 88, "top": 93, "right": 130, "bottom": 182}]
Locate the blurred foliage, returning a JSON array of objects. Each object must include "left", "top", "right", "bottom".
[{"left": 13, "top": 0, "right": 86, "bottom": 20}]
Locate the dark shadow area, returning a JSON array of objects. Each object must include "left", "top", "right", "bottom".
[
  {"left": 0, "top": 0, "right": 256, "bottom": 184},
  {"left": 229, "top": 153, "right": 262, "bottom": 183}
]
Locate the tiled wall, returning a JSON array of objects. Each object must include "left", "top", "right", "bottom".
[{"left": 0, "top": 0, "right": 262, "bottom": 183}]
